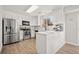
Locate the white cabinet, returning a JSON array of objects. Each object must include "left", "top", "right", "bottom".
[
  {"left": 37, "top": 16, "right": 43, "bottom": 26},
  {"left": 20, "top": 31, "right": 23, "bottom": 41},
  {"left": 36, "top": 31, "right": 65, "bottom": 54},
  {"left": 30, "top": 27, "right": 35, "bottom": 38},
  {"left": 30, "top": 16, "right": 38, "bottom": 26},
  {"left": 37, "top": 16, "right": 41, "bottom": 26}
]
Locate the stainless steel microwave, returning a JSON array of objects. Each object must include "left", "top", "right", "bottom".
[{"left": 22, "top": 21, "right": 30, "bottom": 26}]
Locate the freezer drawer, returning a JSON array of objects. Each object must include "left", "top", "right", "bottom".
[
  {"left": 11, "top": 34, "right": 17, "bottom": 42},
  {"left": 4, "top": 35, "right": 11, "bottom": 44},
  {"left": 4, "top": 34, "right": 17, "bottom": 45}
]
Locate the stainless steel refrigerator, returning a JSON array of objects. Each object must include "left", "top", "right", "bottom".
[{"left": 2, "top": 18, "right": 17, "bottom": 45}]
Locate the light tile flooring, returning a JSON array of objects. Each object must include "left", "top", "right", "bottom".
[{"left": 2, "top": 39, "right": 79, "bottom": 54}]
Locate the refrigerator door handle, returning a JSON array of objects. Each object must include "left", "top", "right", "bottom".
[
  {"left": 6, "top": 26, "right": 7, "bottom": 32},
  {"left": 10, "top": 26, "right": 11, "bottom": 32}
]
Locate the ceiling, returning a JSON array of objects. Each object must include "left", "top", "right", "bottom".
[{"left": 2, "top": 5, "right": 64, "bottom": 16}]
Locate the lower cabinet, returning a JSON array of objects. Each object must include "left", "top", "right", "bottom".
[
  {"left": 31, "top": 27, "right": 35, "bottom": 38},
  {"left": 20, "top": 31, "right": 23, "bottom": 41}
]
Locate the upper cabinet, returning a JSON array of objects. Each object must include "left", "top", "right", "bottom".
[{"left": 30, "top": 16, "right": 38, "bottom": 26}]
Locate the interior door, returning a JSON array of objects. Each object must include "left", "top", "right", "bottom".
[{"left": 65, "top": 13, "right": 78, "bottom": 44}]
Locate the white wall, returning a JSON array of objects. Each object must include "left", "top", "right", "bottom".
[
  {"left": 64, "top": 5, "right": 79, "bottom": 13},
  {"left": 0, "top": 7, "right": 2, "bottom": 52},
  {"left": 78, "top": 15, "right": 79, "bottom": 45},
  {"left": 49, "top": 8, "right": 65, "bottom": 23}
]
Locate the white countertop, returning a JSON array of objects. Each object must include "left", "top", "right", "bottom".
[{"left": 37, "top": 31, "right": 56, "bottom": 34}]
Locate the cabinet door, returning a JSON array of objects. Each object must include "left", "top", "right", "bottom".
[
  {"left": 20, "top": 31, "right": 23, "bottom": 41},
  {"left": 31, "top": 27, "right": 35, "bottom": 38}
]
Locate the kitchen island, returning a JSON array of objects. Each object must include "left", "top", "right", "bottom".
[{"left": 36, "top": 31, "right": 65, "bottom": 54}]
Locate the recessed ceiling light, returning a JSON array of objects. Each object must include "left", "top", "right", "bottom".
[{"left": 26, "top": 5, "right": 39, "bottom": 13}]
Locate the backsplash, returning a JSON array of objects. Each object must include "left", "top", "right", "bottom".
[
  {"left": 53, "top": 24, "right": 63, "bottom": 31},
  {"left": 41, "top": 17, "right": 63, "bottom": 31}
]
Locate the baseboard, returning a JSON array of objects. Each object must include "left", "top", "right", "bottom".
[
  {"left": 66, "top": 42, "right": 79, "bottom": 46},
  {"left": 3, "top": 41, "right": 20, "bottom": 46},
  {"left": 31, "top": 37, "right": 35, "bottom": 39},
  {"left": 54, "top": 41, "right": 65, "bottom": 53}
]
